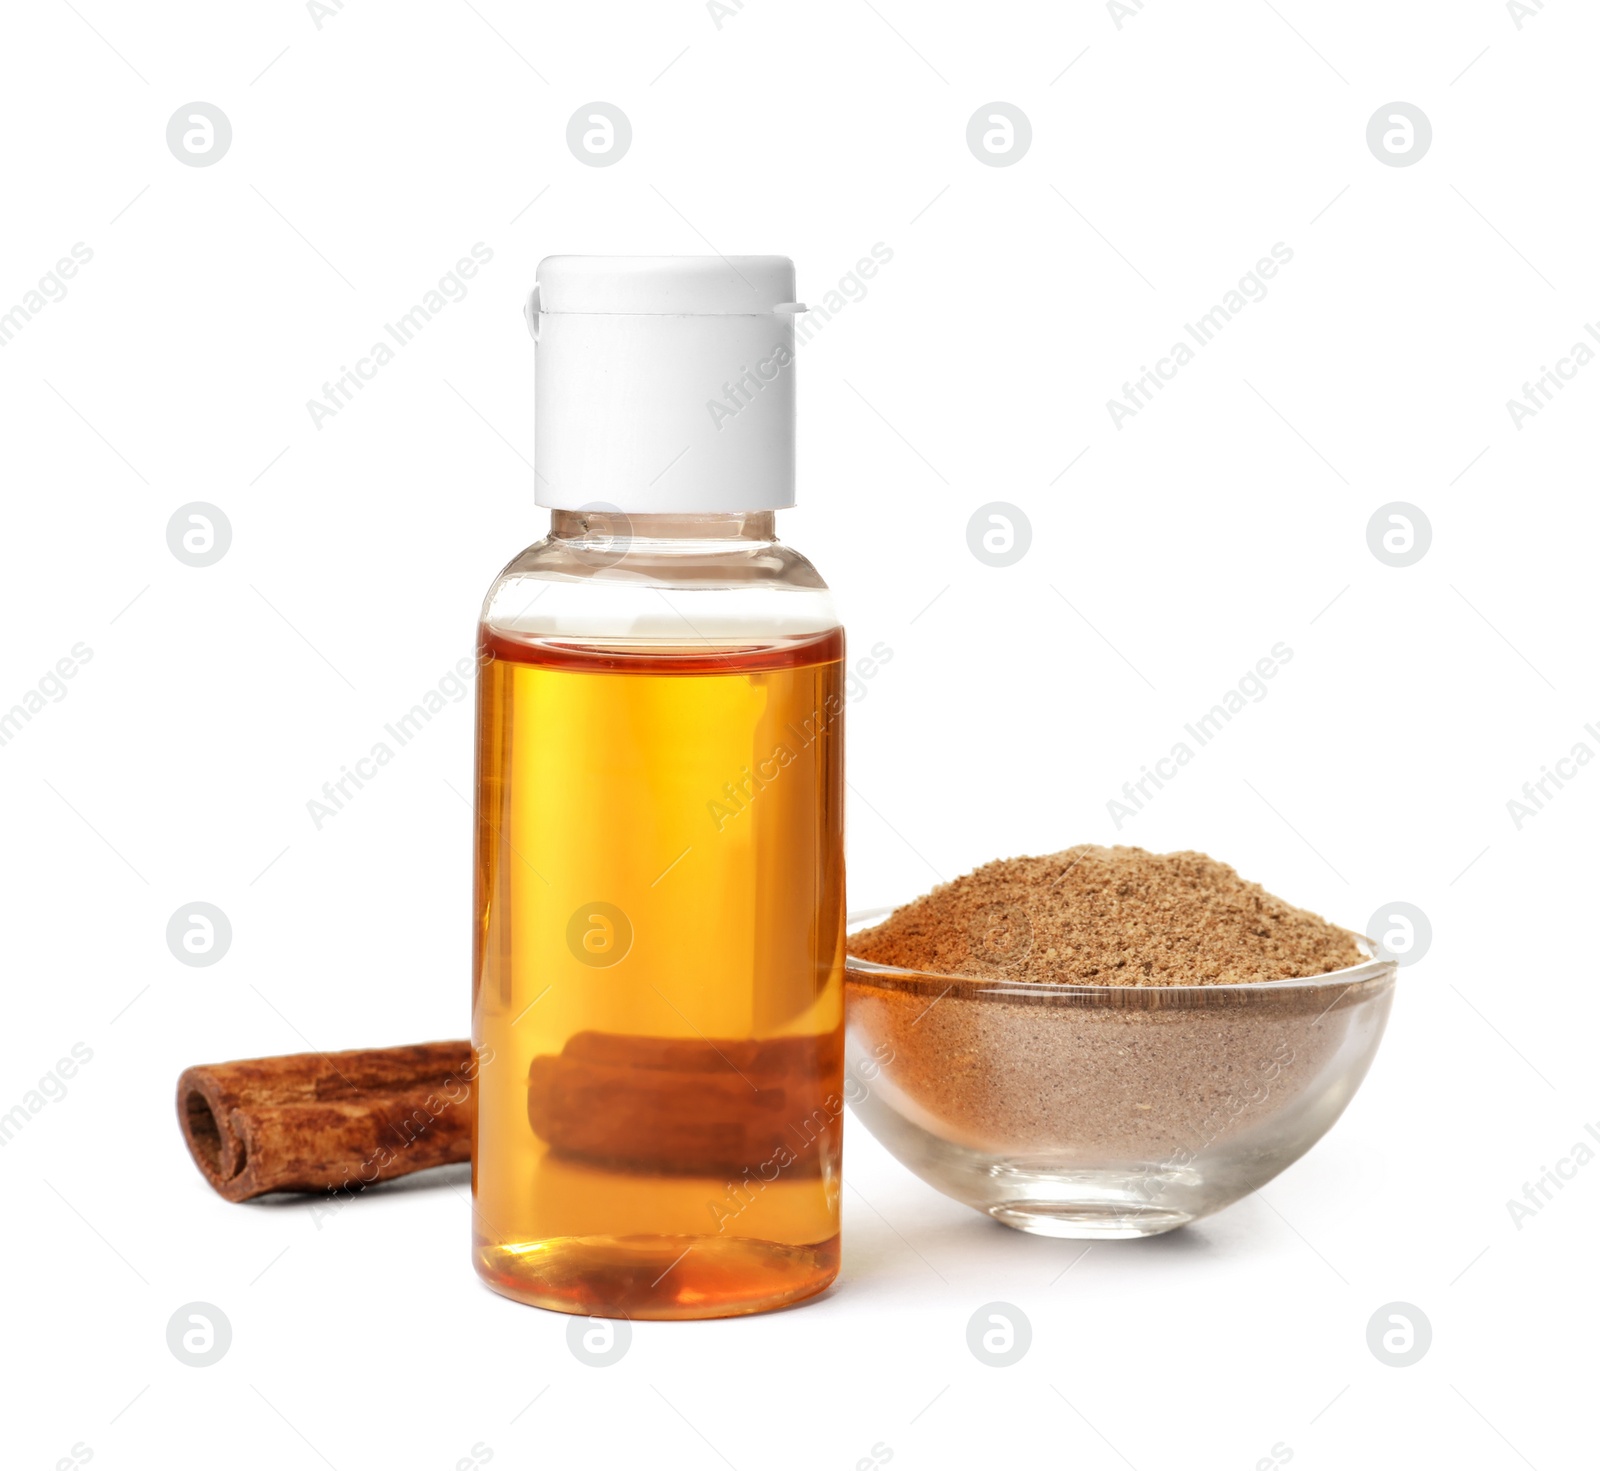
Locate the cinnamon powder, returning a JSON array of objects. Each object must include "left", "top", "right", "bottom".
[
  {"left": 845, "top": 848, "right": 1383, "bottom": 1172},
  {"left": 851, "top": 846, "right": 1362, "bottom": 986}
]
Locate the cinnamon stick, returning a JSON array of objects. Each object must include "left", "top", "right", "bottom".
[
  {"left": 527, "top": 1030, "right": 842, "bottom": 1177},
  {"left": 177, "top": 1041, "right": 478, "bottom": 1202}
]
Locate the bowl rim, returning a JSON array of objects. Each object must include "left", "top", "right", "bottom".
[{"left": 844, "top": 906, "right": 1398, "bottom": 1000}]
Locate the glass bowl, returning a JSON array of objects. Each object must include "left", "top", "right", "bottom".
[{"left": 844, "top": 910, "right": 1396, "bottom": 1238}]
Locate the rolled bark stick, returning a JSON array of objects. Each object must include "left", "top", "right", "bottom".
[
  {"left": 177, "top": 1041, "right": 476, "bottom": 1202},
  {"left": 528, "top": 1030, "right": 842, "bottom": 1177}
]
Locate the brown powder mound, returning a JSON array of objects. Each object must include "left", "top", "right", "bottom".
[{"left": 851, "top": 846, "right": 1364, "bottom": 986}]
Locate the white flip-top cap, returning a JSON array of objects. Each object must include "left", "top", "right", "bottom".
[{"left": 529, "top": 255, "right": 804, "bottom": 514}]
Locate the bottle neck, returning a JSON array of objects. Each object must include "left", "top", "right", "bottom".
[{"left": 550, "top": 509, "right": 777, "bottom": 544}]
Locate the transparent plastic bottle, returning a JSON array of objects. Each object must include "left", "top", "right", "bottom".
[{"left": 471, "top": 259, "right": 845, "bottom": 1319}]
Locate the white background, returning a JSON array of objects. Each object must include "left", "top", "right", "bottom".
[{"left": 2, "top": 1, "right": 1596, "bottom": 1467}]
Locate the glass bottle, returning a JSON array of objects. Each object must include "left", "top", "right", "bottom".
[{"left": 471, "top": 259, "right": 845, "bottom": 1319}]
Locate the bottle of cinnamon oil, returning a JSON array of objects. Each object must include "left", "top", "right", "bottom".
[{"left": 471, "top": 257, "right": 845, "bottom": 1319}]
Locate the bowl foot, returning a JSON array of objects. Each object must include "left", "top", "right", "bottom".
[{"left": 985, "top": 1200, "right": 1192, "bottom": 1238}]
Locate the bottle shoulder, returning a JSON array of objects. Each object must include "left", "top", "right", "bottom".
[
  {"left": 492, "top": 533, "right": 831, "bottom": 590},
  {"left": 481, "top": 535, "right": 839, "bottom": 643}
]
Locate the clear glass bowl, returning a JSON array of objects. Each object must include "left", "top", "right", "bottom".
[{"left": 844, "top": 910, "right": 1396, "bottom": 1238}]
